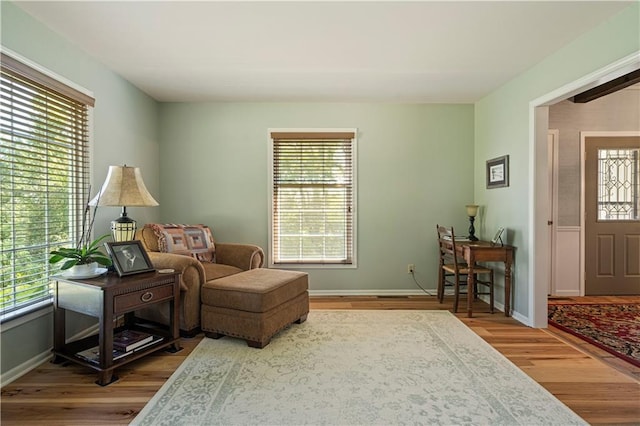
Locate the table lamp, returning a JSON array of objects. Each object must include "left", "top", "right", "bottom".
[
  {"left": 89, "top": 165, "right": 159, "bottom": 241},
  {"left": 465, "top": 204, "right": 479, "bottom": 241}
]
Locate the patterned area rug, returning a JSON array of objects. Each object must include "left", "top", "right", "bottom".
[
  {"left": 133, "top": 310, "right": 585, "bottom": 426},
  {"left": 548, "top": 303, "right": 640, "bottom": 367}
]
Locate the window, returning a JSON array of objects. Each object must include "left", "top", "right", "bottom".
[
  {"left": 597, "top": 148, "right": 639, "bottom": 220},
  {"left": 269, "top": 130, "right": 356, "bottom": 267},
  {"left": 0, "top": 52, "right": 94, "bottom": 321}
]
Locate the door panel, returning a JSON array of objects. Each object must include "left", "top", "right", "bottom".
[
  {"left": 626, "top": 235, "right": 640, "bottom": 275},
  {"left": 585, "top": 136, "right": 640, "bottom": 295},
  {"left": 596, "top": 234, "right": 614, "bottom": 276}
]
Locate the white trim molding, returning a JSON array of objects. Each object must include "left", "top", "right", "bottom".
[
  {"left": 0, "top": 323, "right": 99, "bottom": 386},
  {"left": 1, "top": 350, "right": 53, "bottom": 387},
  {"left": 552, "top": 226, "right": 581, "bottom": 297},
  {"left": 309, "top": 289, "right": 432, "bottom": 297}
]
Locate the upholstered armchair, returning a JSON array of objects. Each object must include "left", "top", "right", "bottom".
[{"left": 135, "top": 224, "right": 264, "bottom": 336}]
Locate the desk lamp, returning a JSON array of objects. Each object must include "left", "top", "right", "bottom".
[
  {"left": 465, "top": 204, "right": 479, "bottom": 241},
  {"left": 89, "top": 165, "right": 159, "bottom": 241}
]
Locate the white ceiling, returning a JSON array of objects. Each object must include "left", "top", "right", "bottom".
[{"left": 14, "top": 1, "right": 635, "bottom": 103}]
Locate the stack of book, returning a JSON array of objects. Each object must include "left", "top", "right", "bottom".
[
  {"left": 76, "top": 330, "right": 163, "bottom": 365},
  {"left": 113, "top": 330, "right": 154, "bottom": 352},
  {"left": 76, "top": 345, "right": 129, "bottom": 364}
]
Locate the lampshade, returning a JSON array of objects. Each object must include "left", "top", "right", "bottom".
[
  {"left": 89, "top": 165, "right": 159, "bottom": 207},
  {"left": 89, "top": 165, "right": 158, "bottom": 241},
  {"left": 465, "top": 204, "right": 479, "bottom": 217}
]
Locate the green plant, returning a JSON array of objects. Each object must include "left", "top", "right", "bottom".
[
  {"left": 49, "top": 234, "right": 112, "bottom": 270},
  {"left": 49, "top": 189, "right": 113, "bottom": 270}
]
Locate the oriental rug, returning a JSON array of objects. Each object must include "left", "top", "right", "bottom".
[
  {"left": 548, "top": 303, "right": 640, "bottom": 367},
  {"left": 133, "top": 310, "right": 585, "bottom": 426}
]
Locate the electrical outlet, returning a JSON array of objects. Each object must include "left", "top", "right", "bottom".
[{"left": 407, "top": 264, "right": 415, "bottom": 274}]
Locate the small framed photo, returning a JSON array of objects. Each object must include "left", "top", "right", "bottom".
[
  {"left": 105, "top": 240, "right": 155, "bottom": 277},
  {"left": 486, "top": 155, "right": 509, "bottom": 189},
  {"left": 491, "top": 227, "right": 505, "bottom": 246}
]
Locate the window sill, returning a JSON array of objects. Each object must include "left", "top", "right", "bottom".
[{"left": 269, "top": 263, "right": 357, "bottom": 269}]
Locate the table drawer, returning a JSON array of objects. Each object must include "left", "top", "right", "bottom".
[{"left": 114, "top": 284, "right": 174, "bottom": 313}]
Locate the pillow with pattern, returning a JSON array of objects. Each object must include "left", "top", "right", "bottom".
[{"left": 147, "top": 223, "right": 216, "bottom": 263}]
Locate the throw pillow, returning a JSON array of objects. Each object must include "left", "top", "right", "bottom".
[{"left": 147, "top": 223, "right": 216, "bottom": 262}]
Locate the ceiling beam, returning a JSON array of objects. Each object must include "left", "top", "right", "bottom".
[{"left": 571, "top": 68, "right": 640, "bottom": 103}]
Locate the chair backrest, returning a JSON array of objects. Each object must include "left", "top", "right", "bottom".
[{"left": 436, "top": 225, "right": 461, "bottom": 271}]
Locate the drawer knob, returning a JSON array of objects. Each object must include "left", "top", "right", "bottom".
[{"left": 141, "top": 292, "right": 154, "bottom": 302}]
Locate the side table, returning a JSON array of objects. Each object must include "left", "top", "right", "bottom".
[{"left": 52, "top": 271, "right": 181, "bottom": 386}]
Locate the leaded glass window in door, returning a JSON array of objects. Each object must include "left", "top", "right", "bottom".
[{"left": 597, "top": 148, "right": 639, "bottom": 220}]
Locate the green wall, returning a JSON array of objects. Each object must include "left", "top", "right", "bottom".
[
  {"left": 1, "top": 2, "right": 161, "bottom": 380},
  {"left": 474, "top": 3, "right": 639, "bottom": 323},
  {"left": 158, "top": 102, "right": 475, "bottom": 292}
]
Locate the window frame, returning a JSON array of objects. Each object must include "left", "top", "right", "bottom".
[
  {"left": 1, "top": 49, "right": 94, "bottom": 323},
  {"left": 596, "top": 147, "right": 639, "bottom": 221},
  {"left": 268, "top": 128, "right": 357, "bottom": 269}
]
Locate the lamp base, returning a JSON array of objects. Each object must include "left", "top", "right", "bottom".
[
  {"left": 468, "top": 216, "right": 478, "bottom": 241},
  {"left": 111, "top": 208, "right": 137, "bottom": 241}
]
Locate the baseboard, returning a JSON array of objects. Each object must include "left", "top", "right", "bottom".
[
  {"left": 510, "top": 310, "right": 529, "bottom": 326},
  {"left": 472, "top": 295, "right": 528, "bottom": 327},
  {"left": 550, "top": 290, "right": 581, "bottom": 297},
  {"left": 1, "top": 350, "right": 53, "bottom": 387},
  {"left": 1, "top": 323, "right": 100, "bottom": 387},
  {"left": 309, "top": 289, "right": 437, "bottom": 297},
  {"left": 308, "top": 291, "right": 532, "bottom": 326}
]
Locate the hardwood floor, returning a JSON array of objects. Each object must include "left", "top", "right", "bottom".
[{"left": 1, "top": 295, "right": 639, "bottom": 425}]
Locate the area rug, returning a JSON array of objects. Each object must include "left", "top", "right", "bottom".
[
  {"left": 548, "top": 303, "right": 640, "bottom": 367},
  {"left": 133, "top": 310, "right": 585, "bottom": 426}
]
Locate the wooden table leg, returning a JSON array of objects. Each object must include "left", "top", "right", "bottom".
[
  {"left": 504, "top": 257, "right": 512, "bottom": 317},
  {"left": 96, "top": 370, "right": 117, "bottom": 387},
  {"left": 463, "top": 246, "right": 476, "bottom": 318},
  {"left": 168, "top": 279, "right": 182, "bottom": 353},
  {"left": 52, "top": 304, "right": 66, "bottom": 364},
  {"left": 466, "top": 264, "right": 475, "bottom": 318}
]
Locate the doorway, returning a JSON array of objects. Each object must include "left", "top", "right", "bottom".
[{"left": 530, "top": 53, "right": 640, "bottom": 328}]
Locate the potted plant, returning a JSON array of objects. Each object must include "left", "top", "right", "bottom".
[{"left": 49, "top": 190, "right": 112, "bottom": 275}]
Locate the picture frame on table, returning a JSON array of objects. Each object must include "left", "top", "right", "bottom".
[
  {"left": 491, "top": 227, "right": 505, "bottom": 246},
  {"left": 105, "top": 240, "right": 155, "bottom": 277},
  {"left": 486, "top": 155, "right": 509, "bottom": 189}
]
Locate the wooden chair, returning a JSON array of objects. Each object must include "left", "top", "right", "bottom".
[{"left": 436, "top": 225, "right": 495, "bottom": 313}]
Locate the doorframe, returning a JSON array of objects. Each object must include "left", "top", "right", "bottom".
[
  {"left": 548, "top": 129, "right": 559, "bottom": 295},
  {"left": 580, "top": 131, "right": 640, "bottom": 295},
  {"left": 529, "top": 51, "right": 640, "bottom": 328}
]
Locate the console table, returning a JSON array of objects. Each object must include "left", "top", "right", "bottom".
[
  {"left": 52, "top": 271, "right": 181, "bottom": 386},
  {"left": 457, "top": 241, "right": 515, "bottom": 318}
]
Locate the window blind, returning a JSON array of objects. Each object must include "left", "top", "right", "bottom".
[
  {"left": 270, "top": 131, "right": 355, "bottom": 265},
  {"left": 0, "top": 53, "right": 92, "bottom": 319}
]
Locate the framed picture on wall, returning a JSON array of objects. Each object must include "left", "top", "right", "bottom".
[{"left": 486, "top": 155, "right": 509, "bottom": 189}]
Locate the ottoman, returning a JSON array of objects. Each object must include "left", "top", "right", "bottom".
[{"left": 201, "top": 268, "right": 309, "bottom": 348}]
